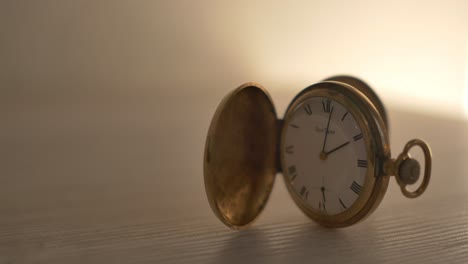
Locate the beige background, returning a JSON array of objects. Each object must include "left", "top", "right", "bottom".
[
  {"left": 2, "top": 1, "right": 468, "bottom": 117},
  {"left": 2, "top": 1, "right": 468, "bottom": 263}
]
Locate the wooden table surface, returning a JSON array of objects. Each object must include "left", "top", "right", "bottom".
[{"left": 3, "top": 89, "right": 468, "bottom": 263}]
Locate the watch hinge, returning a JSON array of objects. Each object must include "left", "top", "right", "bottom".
[{"left": 276, "top": 119, "right": 284, "bottom": 173}]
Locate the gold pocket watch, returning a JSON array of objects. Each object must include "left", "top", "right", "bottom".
[{"left": 204, "top": 76, "right": 432, "bottom": 230}]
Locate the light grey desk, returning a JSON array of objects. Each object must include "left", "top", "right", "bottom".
[{"left": 2, "top": 90, "right": 468, "bottom": 263}]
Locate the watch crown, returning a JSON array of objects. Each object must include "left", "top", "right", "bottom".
[{"left": 398, "top": 158, "right": 420, "bottom": 185}]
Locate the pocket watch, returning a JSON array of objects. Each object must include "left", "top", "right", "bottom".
[{"left": 204, "top": 76, "right": 432, "bottom": 230}]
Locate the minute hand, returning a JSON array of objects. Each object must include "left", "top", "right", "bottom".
[
  {"left": 321, "top": 107, "right": 334, "bottom": 153},
  {"left": 325, "top": 141, "right": 350, "bottom": 156}
]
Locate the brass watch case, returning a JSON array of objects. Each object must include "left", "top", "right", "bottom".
[{"left": 204, "top": 76, "right": 430, "bottom": 230}]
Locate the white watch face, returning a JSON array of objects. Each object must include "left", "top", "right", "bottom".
[{"left": 282, "top": 96, "right": 368, "bottom": 216}]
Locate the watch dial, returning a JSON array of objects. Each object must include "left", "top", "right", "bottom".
[{"left": 283, "top": 96, "right": 367, "bottom": 216}]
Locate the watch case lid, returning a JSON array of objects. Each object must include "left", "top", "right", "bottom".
[{"left": 203, "top": 83, "right": 278, "bottom": 229}]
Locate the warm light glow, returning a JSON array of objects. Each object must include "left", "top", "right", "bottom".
[
  {"left": 465, "top": 40, "right": 468, "bottom": 118},
  {"left": 212, "top": 1, "right": 468, "bottom": 119}
]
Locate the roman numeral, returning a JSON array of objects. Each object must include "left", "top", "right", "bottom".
[
  {"left": 319, "top": 201, "right": 326, "bottom": 212},
  {"left": 353, "top": 133, "right": 363, "bottom": 141},
  {"left": 285, "top": 145, "right": 294, "bottom": 154},
  {"left": 357, "top": 159, "right": 368, "bottom": 168},
  {"left": 288, "top": 165, "right": 296, "bottom": 175},
  {"left": 290, "top": 123, "right": 300, "bottom": 128},
  {"left": 341, "top": 111, "right": 349, "bottom": 121},
  {"left": 290, "top": 174, "right": 297, "bottom": 181},
  {"left": 304, "top": 104, "right": 312, "bottom": 115},
  {"left": 300, "top": 186, "right": 309, "bottom": 199},
  {"left": 350, "top": 181, "right": 363, "bottom": 195},
  {"left": 339, "top": 198, "right": 347, "bottom": 209},
  {"left": 322, "top": 99, "right": 332, "bottom": 113},
  {"left": 288, "top": 165, "right": 297, "bottom": 181}
]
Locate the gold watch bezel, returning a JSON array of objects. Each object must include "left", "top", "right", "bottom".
[{"left": 280, "top": 81, "right": 391, "bottom": 228}]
